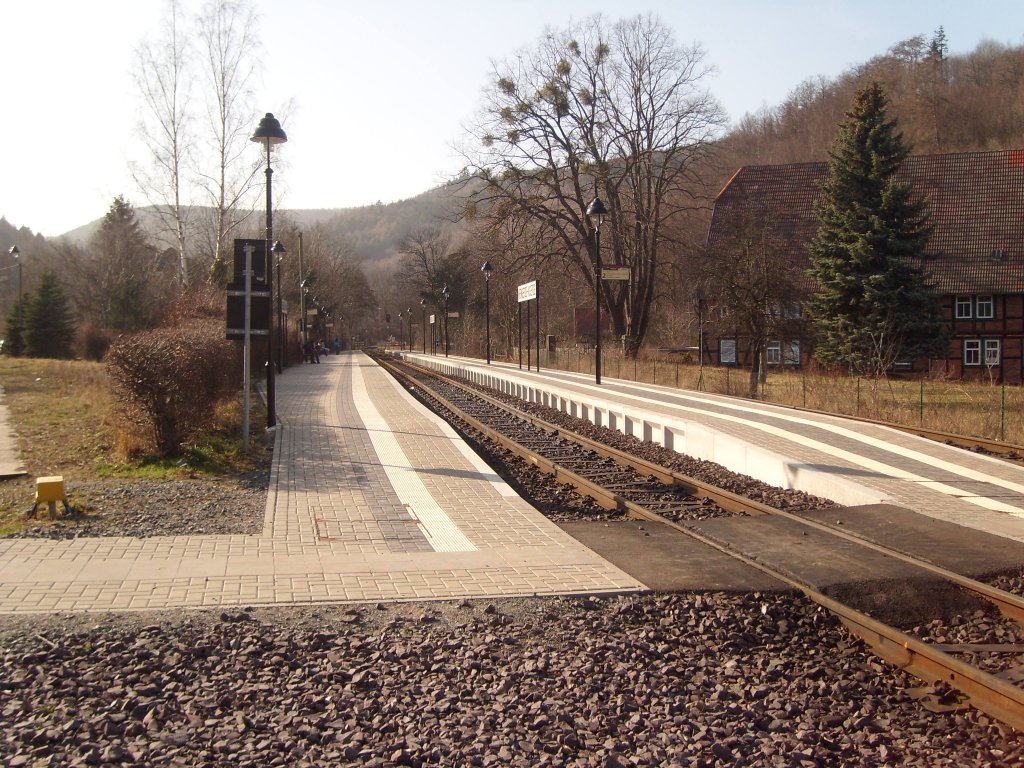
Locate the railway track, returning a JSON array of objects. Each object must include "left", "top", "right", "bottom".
[{"left": 373, "top": 351, "right": 1024, "bottom": 731}]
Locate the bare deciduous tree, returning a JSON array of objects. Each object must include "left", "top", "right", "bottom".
[
  {"left": 195, "top": 0, "right": 262, "bottom": 283},
  {"left": 460, "top": 13, "right": 724, "bottom": 358},
  {"left": 701, "top": 211, "right": 806, "bottom": 398},
  {"left": 131, "top": 0, "right": 193, "bottom": 286}
]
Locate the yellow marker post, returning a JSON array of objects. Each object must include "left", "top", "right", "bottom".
[{"left": 34, "top": 476, "right": 72, "bottom": 519}]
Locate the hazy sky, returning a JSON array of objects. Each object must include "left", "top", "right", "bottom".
[{"left": 4, "top": 0, "right": 1024, "bottom": 237}]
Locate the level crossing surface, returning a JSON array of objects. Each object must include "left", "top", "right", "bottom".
[
  {"left": 407, "top": 353, "right": 1024, "bottom": 545},
  {"left": 0, "top": 352, "right": 642, "bottom": 614}
]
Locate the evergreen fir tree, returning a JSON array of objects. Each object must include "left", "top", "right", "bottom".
[
  {"left": 3, "top": 295, "right": 29, "bottom": 356},
  {"left": 87, "top": 196, "right": 162, "bottom": 331},
  {"left": 807, "top": 82, "right": 948, "bottom": 376},
  {"left": 25, "top": 270, "right": 76, "bottom": 359}
]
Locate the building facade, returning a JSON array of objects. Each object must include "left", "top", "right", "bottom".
[{"left": 706, "top": 149, "right": 1024, "bottom": 383}]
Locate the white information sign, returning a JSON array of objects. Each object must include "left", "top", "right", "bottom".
[
  {"left": 602, "top": 268, "right": 630, "bottom": 281},
  {"left": 517, "top": 280, "right": 537, "bottom": 303}
]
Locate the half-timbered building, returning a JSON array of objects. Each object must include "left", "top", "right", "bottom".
[{"left": 706, "top": 148, "right": 1024, "bottom": 383}]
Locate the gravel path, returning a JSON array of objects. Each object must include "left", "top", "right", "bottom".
[
  {"left": 2, "top": 476, "right": 268, "bottom": 540},
  {"left": 2, "top": 594, "right": 1021, "bottom": 767}
]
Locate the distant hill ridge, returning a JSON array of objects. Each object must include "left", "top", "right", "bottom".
[{"left": 53, "top": 181, "right": 468, "bottom": 263}]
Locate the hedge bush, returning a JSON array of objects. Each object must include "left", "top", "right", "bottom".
[{"left": 106, "top": 320, "right": 240, "bottom": 457}]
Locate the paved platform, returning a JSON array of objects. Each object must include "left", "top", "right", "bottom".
[
  {"left": 0, "top": 353, "right": 643, "bottom": 613},
  {"left": 408, "top": 354, "right": 1024, "bottom": 544},
  {"left": 562, "top": 504, "right": 1024, "bottom": 595},
  {"left": 0, "top": 387, "right": 26, "bottom": 478}
]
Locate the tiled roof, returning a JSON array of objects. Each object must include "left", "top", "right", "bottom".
[{"left": 708, "top": 149, "right": 1024, "bottom": 295}]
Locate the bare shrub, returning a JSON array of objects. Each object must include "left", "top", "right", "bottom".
[
  {"left": 106, "top": 319, "right": 239, "bottom": 457},
  {"left": 76, "top": 323, "right": 114, "bottom": 362},
  {"left": 159, "top": 284, "right": 225, "bottom": 326}
]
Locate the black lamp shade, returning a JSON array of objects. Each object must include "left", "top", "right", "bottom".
[
  {"left": 251, "top": 113, "right": 288, "bottom": 145},
  {"left": 586, "top": 197, "right": 608, "bottom": 218}
]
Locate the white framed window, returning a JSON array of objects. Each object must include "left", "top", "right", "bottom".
[
  {"left": 976, "top": 295, "right": 995, "bottom": 319},
  {"left": 985, "top": 339, "right": 1001, "bottom": 366},
  {"left": 784, "top": 341, "right": 801, "bottom": 365},
  {"left": 766, "top": 341, "right": 781, "bottom": 365},
  {"left": 955, "top": 296, "right": 973, "bottom": 319},
  {"left": 963, "top": 339, "right": 981, "bottom": 366},
  {"left": 719, "top": 339, "right": 737, "bottom": 365}
]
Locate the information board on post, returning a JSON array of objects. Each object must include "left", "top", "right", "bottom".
[
  {"left": 601, "top": 266, "right": 630, "bottom": 281},
  {"left": 517, "top": 280, "right": 537, "bottom": 303}
]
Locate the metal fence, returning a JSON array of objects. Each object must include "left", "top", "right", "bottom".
[{"left": 531, "top": 347, "right": 1024, "bottom": 445}]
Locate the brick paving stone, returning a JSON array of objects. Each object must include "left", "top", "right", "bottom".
[{"left": 0, "top": 352, "right": 643, "bottom": 613}]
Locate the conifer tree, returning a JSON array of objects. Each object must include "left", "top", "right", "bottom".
[
  {"left": 807, "top": 82, "right": 947, "bottom": 376},
  {"left": 2, "top": 296, "right": 28, "bottom": 357},
  {"left": 25, "top": 270, "right": 76, "bottom": 359},
  {"left": 90, "top": 196, "right": 163, "bottom": 331}
]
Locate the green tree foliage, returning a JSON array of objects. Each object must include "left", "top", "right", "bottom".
[
  {"left": 3, "top": 296, "right": 28, "bottom": 357},
  {"left": 98, "top": 196, "right": 157, "bottom": 331},
  {"left": 70, "top": 196, "right": 176, "bottom": 333},
  {"left": 807, "top": 82, "right": 947, "bottom": 377},
  {"left": 25, "top": 270, "right": 76, "bottom": 359}
]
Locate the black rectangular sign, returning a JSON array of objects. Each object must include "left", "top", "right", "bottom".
[
  {"left": 233, "top": 238, "right": 267, "bottom": 285},
  {"left": 226, "top": 291, "right": 270, "bottom": 339}
]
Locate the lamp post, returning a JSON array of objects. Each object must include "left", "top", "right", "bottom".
[
  {"left": 586, "top": 196, "right": 609, "bottom": 385},
  {"left": 441, "top": 284, "right": 450, "bottom": 357},
  {"left": 8, "top": 246, "right": 21, "bottom": 299},
  {"left": 398, "top": 311, "right": 405, "bottom": 350},
  {"left": 273, "top": 240, "right": 286, "bottom": 372},
  {"left": 251, "top": 112, "right": 287, "bottom": 428},
  {"left": 300, "top": 282, "right": 309, "bottom": 351},
  {"left": 481, "top": 261, "right": 493, "bottom": 364},
  {"left": 420, "top": 299, "right": 427, "bottom": 353},
  {"left": 695, "top": 286, "right": 706, "bottom": 391},
  {"left": 407, "top": 308, "right": 413, "bottom": 354}
]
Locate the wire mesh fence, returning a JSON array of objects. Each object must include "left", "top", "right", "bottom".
[{"left": 534, "top": 346, "right": 1024, "bottom": 445}]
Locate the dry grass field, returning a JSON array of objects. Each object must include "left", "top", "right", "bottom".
[
  {"left": 543, "top": 348, "right": 1024, "bottom": 445},
  {"left": 0, "top": 357, "right": 268, "bottom": 534}
]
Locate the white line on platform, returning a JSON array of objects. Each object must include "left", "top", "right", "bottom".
[
  {"left": 351, "top": 360, "right": 477, "bottom": 553},
  {"left": 427, "top": 357, "right": 1024, "bottom": 518}
]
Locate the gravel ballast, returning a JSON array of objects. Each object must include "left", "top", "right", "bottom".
[
  {"left": 2, "top": 594, "right": 1021, "bottom": 767},
  {"left": 3, "top": 369, "right": 1024, "bottom": 764}
]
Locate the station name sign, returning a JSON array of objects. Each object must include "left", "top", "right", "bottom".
[
  {"left": 601, "top": 266, "right": 630, "bottom": 281},
  {"left": 517, "top": 280, "right": 537, "bottom": 303}
]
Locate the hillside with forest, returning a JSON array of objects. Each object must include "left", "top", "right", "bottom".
[
  {"left": 716, "top": 29, "right": 1024, "bottom": 181},
  {"left": 29, "top": 30, "right": 1024, "bottom": 270}
]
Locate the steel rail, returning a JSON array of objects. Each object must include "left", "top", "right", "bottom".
[
  {"left": 380, "top": 353, "right": 1024, "bottom": 730},
  {"left": 393, "top": 355, "right": 1024, "bottom": 623}
]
